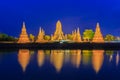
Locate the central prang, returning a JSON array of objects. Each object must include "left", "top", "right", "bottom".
[{"left": 53, "top": 20, "right": 65, "bottom": 40}]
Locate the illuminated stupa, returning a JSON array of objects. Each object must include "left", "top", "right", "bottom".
[
  {"left": 72, "top": 28, "right": 82, "bottom": 42},
  {"left": 53, "top": 20, "right": 64, "bottom": 40},
  {"left": 18, "top": 22, "right": 30, "bottom": 43},
  {"left": 92, "top": 23, "right": 104, "bottom": 43},
  {"left": 36, "top": 27, "right": 45, "bottom": 42}
]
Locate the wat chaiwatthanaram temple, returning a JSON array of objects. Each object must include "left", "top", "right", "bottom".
[{"left": 18, "top": 20, "right": 104, "bottom": 43}]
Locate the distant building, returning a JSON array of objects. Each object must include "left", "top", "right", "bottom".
[
  {"left": 72, "top": 28, "right": 82, "bottom": 42},
  {"left": 18, "top": 21, "right": 104, "bottom": 43},
  {"left": 36, "top": 27, "right": 45, "bottom": 43},
  {"left": 18, "top": 22, "right": 30, "bottom": 43},
  {"left": 53, "top": 20, "right": 65, "bottom": 40},
  {"left": 92, "top": 23, "right": 104, "bottom": 43}
]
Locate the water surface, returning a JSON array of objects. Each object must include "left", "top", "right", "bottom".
[{"left": 0, "top": 49, "right": 120, "bottom": 80}]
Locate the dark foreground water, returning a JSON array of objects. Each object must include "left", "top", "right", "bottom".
[{"left": 0, "top": 49, "right": 120, "bottom": 80}]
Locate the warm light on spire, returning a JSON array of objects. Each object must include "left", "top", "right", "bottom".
[
  {"left": 92, "top": 22, "right": 104, "bottom": 43},
  {"left": 17, "top": 20, "right": 105, "bottom": 43},
  {"left": 18, "top": 22, "right": 30, "bottom": 43},
  {"left": 72, "top": 28, "right": 82, "bottom": 42},
  {"left": 53, "top": 20, "right": 64, "bottom": 40},
  {"left": 36, "top": 27, "right": 45, "bottom": 43}
]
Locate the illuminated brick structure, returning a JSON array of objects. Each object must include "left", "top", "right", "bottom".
[
  {"left": 92, "top": 23, "right": 104, "bottom": 43},
  {"left": 72, "top": 28, "right": 82, "bottom": 42},
  {"left": 53, "top": 20, "right": 64, "bottom": 40},
  {"left": 18, "top": 22, "right": 30, "bottom": 43},
  {"left": 36, "top": 27, "right": 45, "bottom": 42}
]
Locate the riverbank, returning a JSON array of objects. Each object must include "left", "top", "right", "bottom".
[{"left": 0, "top": 42, "right": 120, "bottom": 50}]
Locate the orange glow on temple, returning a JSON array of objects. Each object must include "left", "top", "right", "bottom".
[
  {"left": 53, "top": 20, "right": 65, "bottom": 40},
  {"left": 18, "top": 22, "right": 30, "bottom": 43},
  {"left": 92, "top": 23, "right": 104, "bottom": 43},
  {"left": 72, "top": 28, "right": 82, "bottom": 42},
  {"left": 36, "top": 27, "right": 45, "bottom": 43},
  {"left": 17, "top": 21, "right": 105, "bottom": 43}
]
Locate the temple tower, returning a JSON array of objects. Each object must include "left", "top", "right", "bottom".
[
  {"left": 73, "top": 30, "right": 76, "bottom": 41},
  {"left": 18, "top": 22, "right": 30, "bottom": 43},
  {"left": 76, "top": 28, "right": 82, "bottom": 42},
  {"left": 92, "top": 23, "right": 104, "bottom": 43},
  {"left": 53, "top": 20, "right": 64, "bottom": 40},
  {"left": 72, "top": 28, "right": 82, "bottom": 42},
  {"left": 36, "top": 27, "right": 45, "bottom": 42}
]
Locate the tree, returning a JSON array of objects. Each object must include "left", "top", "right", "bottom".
[
  {"left": 0, "top": 33, "right": 16, "bottom": 41},
  {"left": 104, "top": 34, "right": 115, "bottom": 41},
  {"left": 29, "top": 34, "right": 35, "bottom": 42},
  {"left": 44, "top": 35, "right": 51, "bottom": 40},
  {"left": 83, "top": 29, "right": 94, "bottom": 41},
  {"left": 67, "top": 34, "right": 73, "bottom": 40}
]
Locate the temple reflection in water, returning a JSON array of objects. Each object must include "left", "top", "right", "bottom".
[
  {"left": 50, "top": 50, "right": 64, "bottom": 72},
  {"left": 92, "top": 50, "right": 104, "bottom": 73},
  {"left": 17, "top": 49, "right": 120, "bottom": 73},
  {"left": 18, "top": 49, "right": 30, "bottom": 72},
  {"left": 37, "top": 50, "right": 45, "bottom": 67},
  {"left": 70, "top": 50, "right": 81, "bottom": 68},
  {"left": 82, "top": 50, "right": 92, "bottom": 65}
]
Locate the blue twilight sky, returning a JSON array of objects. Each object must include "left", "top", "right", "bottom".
[{"left": 0, "top": 0, "right": 120, "bottom": 37}]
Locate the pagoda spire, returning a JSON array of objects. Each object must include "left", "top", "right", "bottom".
[
  {"left": 39, "top": 27, "right": 42, "bottom": 34},
  {"left": 36, "top": 27, "right": 45, "bottom": 43},
  {"left": 76, "top": 28, "right": 82, "bottom": 42},
  {"left": 72, "top": 28, "right": 82, "bottom": 42},
  {"left": 18, "top": 22, "right": 30, "bottom": 43},
  {"left": 53, "top": 20, "right": 64, "bottom": 40},
  {"left": 92, "top": 23, "right": 104, "bottom": 43}
]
